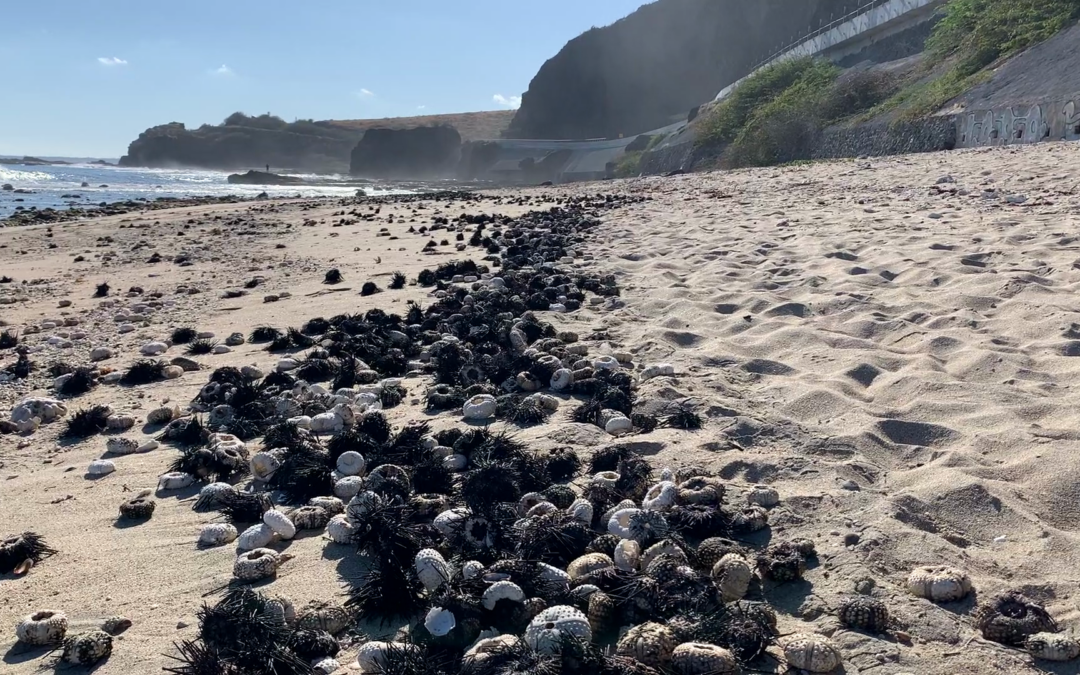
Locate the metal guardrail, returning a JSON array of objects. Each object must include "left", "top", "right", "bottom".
[{"left": 747, "top": 0, "right": 896, "bottom": 72}]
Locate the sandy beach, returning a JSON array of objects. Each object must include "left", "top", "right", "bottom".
[{"left": 4, "top": 142, "right": 1080, "bottom": 674}]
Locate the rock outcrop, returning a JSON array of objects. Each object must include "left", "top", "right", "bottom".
[
  {"left": 119, "top": 119, "right": 361, "bottom": 174},
  {"left": 119, "top": 111, "right": 514, "bottom": 175},
  {"left": 350, "top": 126, "right": 462, "bottom": 179},
  {"left": 506, "top": 0, "right": 854, "bottom": 140},
  {"left": 226, "top": 171, "right": 307, "bottom": 186}
]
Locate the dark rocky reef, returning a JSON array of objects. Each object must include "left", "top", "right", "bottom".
[
  {"left": 507, "top": 0, "right": 855, "bottom": 140},
  {"left": 349, "top": 125, "right": 462, "bottom": 179},
  {"left": 227, "top": 170, "right": 306, "bottom": 186},
  {"left": 119, "top": 117, "right": 363, "bottom": 174}
]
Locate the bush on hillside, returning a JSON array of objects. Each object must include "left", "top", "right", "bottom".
[{"left": 926, "top": 0, "right": 1080, "bottom": 75}]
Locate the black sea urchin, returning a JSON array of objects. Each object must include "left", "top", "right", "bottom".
[
  {"left": 0, "top": 531, "right": 58, "bottom": 574},
  {"left": 186, "top": 339, "right": 218, "bottom": 356},
  {"left": 121, "top": 359, "right": 168, "bottom": 385},
  {"left": 323, "top": 268, "right": 343, "bottom": 285},
  {"left": 58, "top": 366, "right": 97, "bottom": 397},
  {"left": 63, "top": 404, "right": 112, "bottom": 438},
  {"left": 171, "top": 327, "right": 199, "bottom": 345},
  {"left": 0, "top": 329, "right": 18, "bottom": 350},
  {"left": 249, "top": 326, "right": 282, "bottom": 343},
  {"left": 974, "top": 591, "right": 1058, "bottom": 645},
  {"left": 389, "top": 271, "right": 407, "bottom": 289},
  {"left": 360, "top": 281, "right": 382, "bottom": 296}
]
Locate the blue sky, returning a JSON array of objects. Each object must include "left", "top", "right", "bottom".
[{"left": 0, "top": 1, "right": 646, "bottom": 158}]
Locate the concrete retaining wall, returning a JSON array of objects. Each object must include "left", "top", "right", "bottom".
[
  {"left": 956, "top": 98, "right": 1080, "bottom": 147},
  {"left": 716, "top": 0, "right": 945, "bottom": 101}
]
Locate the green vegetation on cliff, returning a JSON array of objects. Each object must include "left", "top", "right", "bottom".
[
  {"left": 877, "top": 0, "right": 1080, "bottom": 120},
  {"left": 695, "top": 58, "right": 897, "bottom": 168}
]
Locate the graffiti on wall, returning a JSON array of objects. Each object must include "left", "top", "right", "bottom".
[{"left": 958, "top": 99, "right": 1080, "bottom": 148}]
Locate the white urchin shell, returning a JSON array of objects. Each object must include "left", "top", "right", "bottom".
[
  {"left": 16, "top": 610, "right": 68, "bottom": 646},
  {"left": 264, "top": 594, "right": 296, "bottom": 626},
  {"left": 309, "top": 495, "right": 344, "bottom": 515},
  {"left": 604, "top": 414, "right": 633, "bottom": 436},
  {"left": 433, "top": 508, "right": 469, "bottom": 536},
  {"left": 233, "top": 548, "right": 283, "bottom": 581},
  {"left": 567, "top": 553, "right": 614, "bottom": 581},
  {"left": 292, "top": 506, "right": 330, "bottom": 530},
  {"left": 537, "top": 562, "right": 571, "bottom": 585},
  {"left": 62, "top": 630, "right": 113, "bottom": 665},
  {"left": 356, "top": 641, "right": 415, "bottom": 673},
  {"left": 157, "top": 471, "right": 194, "bottom": 490},
  {"left": 462, "top": 560, "right": 484, "bottom": 580},
  {"left": 462, "top": 394, "right": 497, "bottom": 420},
  {"left": 146, "top": 406, "right": 177, "bottom": 425},
  {"left": 424, "top": 607, "right": 457, "bottom": 637},
  {"left": 671, "top": 642, "right": 738, "bottom": 674},
  {"left": 199, "top": 523, "right": 238, "bottom": 547},
  {"left": 568, "top": 498, "right": 594, "bottom": 525},
  {"left": 592, "top": 471, "right": 620, "bottom": 488},
  {"left": 617, "top": 622, "right": 678, "bottom": 669},
  {"left": 196, "top": 482, "right": 236, "bottom": 508},
  {"left": 250, "top": 450, "right": 283, "bottom": 482},
  {"left": 464, "top": 635, "right": 523, "bottom": 666},
  {"left": 782, "top": 633, "right": 842, "bottom": 672},
  {"left": 608, "top": 507, "right": 642, "bottom": 538},
  {"left": 333, "top": 475, "right": 365, "bottom": 500},
  {"left": 346, "top": 490, "right": 384, "bottom": 523},
  {"left": 105, "top": 414, "right": 136, "bottom": 431},
  {"left": 526, "top": 501, "right": 557, "bottom": 518},
  {"left": 524, "top": 605, "right": 591, "bottom": 655},
  {"left": 642, "top": 540, "right": 686, "bottom": 569},
  {"left": 312, "top": 656, "right": 341, "bottom": 674},
  {"left": 105, "top": 437, "right": 140, "bottom": 456},
  {"left": 746, "top": 484, "right": 780, "bottom": 507},
  {"left": 614, "top": 538, "right": 641, "bottom": 572},
  {"left": 444, "top": 454, "right": 468, "bottom": 472},
  {"left": 482, "top": 580, "right": 525, "bottom": 610},
  {"left": 1026, "top": 633, "right": 1080, "bottom": 662},
  {"left": 87, "top": 459, "right": 116, "bottom": 476},
  {"left": 414, "top": 548, "right": 451, "bottom": 592},
  {"left": 907, "top": 566, "right": 973, "bottom": 602},
  {"left": 263, "top": 509, "right": 297, "bottom": 539},
  {"left": 550, "top": 368, "right": 573, "bottom": 391},
  {"left": 643, "top": 481, "right": 677, "bottom": 511},
  {"left": 238, "top": 523, "right": 278, "bottom": 551},
  {"left": 712, "top": 554, "right": 753, "bottom": 602},
  {"left": 519, "top": 492, "right": 546, "bottom": 515},
  {"left": 335, "top": 451, "right": 365, "bottom": 477},
  {"left": 326, "top": 514, "right": 355, "bottom": 544}
]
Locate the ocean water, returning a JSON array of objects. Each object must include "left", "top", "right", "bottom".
[{"left": 0, "top": 163, "right": 413, "bottom": 219}]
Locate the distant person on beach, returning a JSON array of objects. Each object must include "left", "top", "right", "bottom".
[{"left": 266, "top": 164, "right": 270, "bottom": 173}]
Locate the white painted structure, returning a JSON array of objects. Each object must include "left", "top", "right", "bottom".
[{"left": 715, "top": 0, "right": 947, "bottom": 101}]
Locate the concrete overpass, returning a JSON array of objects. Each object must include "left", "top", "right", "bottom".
[{"left": 715, "top": 0, "right": 947, "bottom": 101}]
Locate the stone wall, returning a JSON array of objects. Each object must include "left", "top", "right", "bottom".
[{"left": 812, "top": 116, "right": 958, "bottom": 158}]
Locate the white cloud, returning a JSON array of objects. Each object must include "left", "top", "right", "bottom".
[
  {"left": 493, "top": 94, "right": 522, "bottom": 109},
  {"left": 417, "top": 105, "right": 426, "bottom": 110},
  {"left": 357, "top": 88, "right": 375, "bottom": 97},
  {"left": 213, "top": 64, "right": 234, "bottom": 76},
  {"left": 97, "top": 57, "right": 127, "bottom": 66}
]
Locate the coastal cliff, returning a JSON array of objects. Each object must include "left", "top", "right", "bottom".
[
  {"left": 119, "top": 111, "right": 514, "bottom": 175},
  {"left": 119, "top": 117, "right": 361, "bottom": 174},
  {"left": 350, "top": 126, "right": 462, "bottom": 179},
  {"left": 506, "top": 0, "right": 855, "bottom": 140}
]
